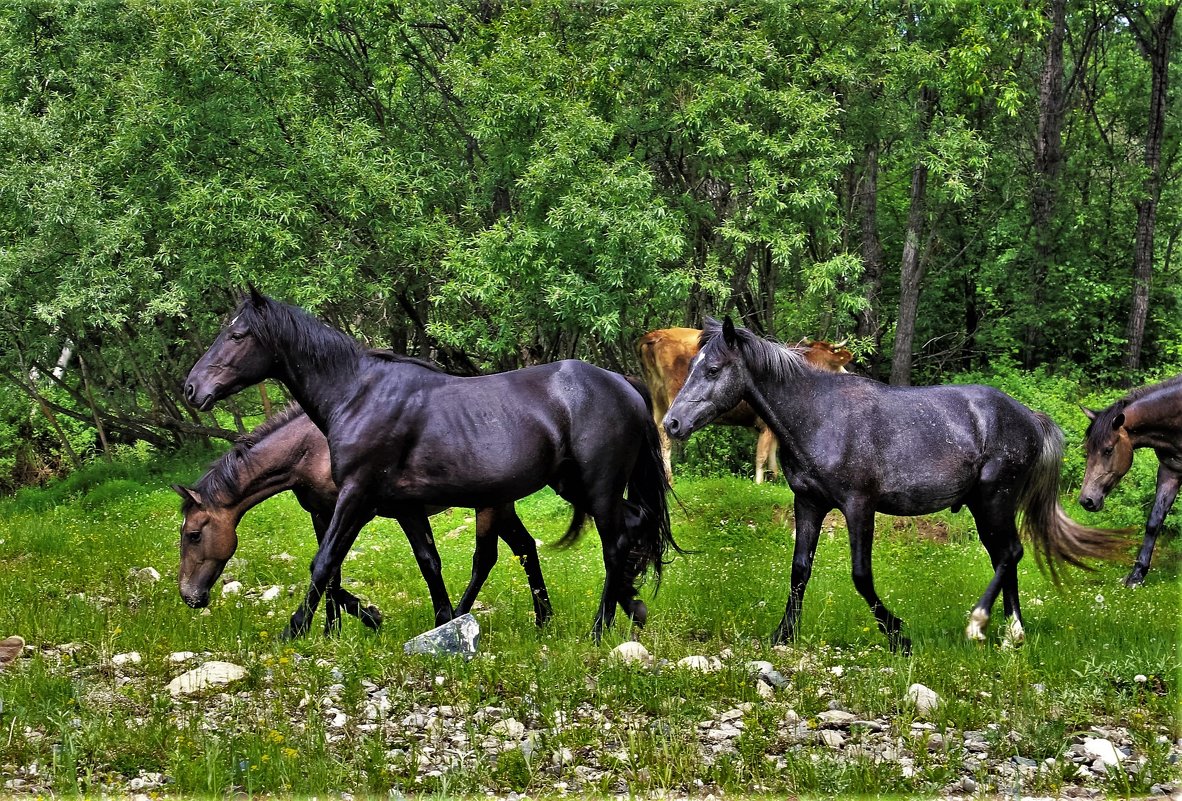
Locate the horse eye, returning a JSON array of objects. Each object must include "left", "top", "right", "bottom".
[
  {"left": 706, "top": 366, "right": 721, "bottom": 378},
  {"left": 1102, "top": 447, "right": 1113, "bottom": 457},
  {"left": 228, "top": 331, "right": 246, "bottom": 342},
  {"left": 186, "top": 531, "right": 202, "bottom": 544}
]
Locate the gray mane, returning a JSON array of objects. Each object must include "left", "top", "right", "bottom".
[{"left": 699, "top": 317, "right": 812, "bottom": 381}]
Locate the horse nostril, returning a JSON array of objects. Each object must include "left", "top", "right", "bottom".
[
  {"left": 665, "top": 417, "right": 680, "bottom": 436},
  {"left": 1081, "top": 496, "right": 1095, "bottom": 511},
  {"left": 184, "top": 382, "right": 195, "bottom": 403}
]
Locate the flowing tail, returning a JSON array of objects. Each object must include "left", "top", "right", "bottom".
[
  {"left": 1020, "top": 412, "right": 1132, "bottom": 584},
  {"left": 621, "top": 416, "right": 680, "bottom": 588}
]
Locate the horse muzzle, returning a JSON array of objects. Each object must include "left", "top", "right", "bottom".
[
  {"left": 179, "top": 585, "right": 211, "bottom": 609},
  {"left": 663, "top": 413, "right": 696, "bottom": 441},
  {"left": 184, "top": 380, "right": 219, "bottom": 412},
  {"left": 1078, "top": 492, "right": 1105, "bottom": 513}
]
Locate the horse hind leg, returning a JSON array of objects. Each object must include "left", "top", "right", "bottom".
[
  {"left": 846, "top": 503, "right": 910, "bottom": 654},
  {"left": 772, "top": 496, "right": 828, "bottom": 645},
  {"left": 966, "top": 498, "right": 1025, "bottom": 646}
]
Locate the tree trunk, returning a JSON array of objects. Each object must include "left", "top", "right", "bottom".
[
  {"left": 78, "top": 354, "right": 110, "bottom": 460},
  {"left": 854, "top": 141, "right": 886, "bottom": 375},
  {"left": 1122, "top": 2, "right": 1179, "bottom": 374},
  {"left": 890, "top": 87, "right": 935, "bottom": 387},
  {"left": 1025, "top": 0, "right": 1068, "bottom": 367}
]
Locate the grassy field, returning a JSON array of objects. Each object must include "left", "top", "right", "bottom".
[{"left": 0, "top": 449, "right": 1178, "bottom": 798}]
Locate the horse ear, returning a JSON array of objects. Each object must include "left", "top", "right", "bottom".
[
  {"left": 722, "top": 316, "right": 737, "bottom": 348},
  {"left": 1111, "top": 412, "right": 1125, "bottom": 431},
  {"left": 247, "top": 284, "right": 267, "bottom": 310},
  {"left": 1080, "top": 405, "right": 1098, "bottom": 422},
  {"left": 172, "top": 484, "right": 203, "bottom": 507}
]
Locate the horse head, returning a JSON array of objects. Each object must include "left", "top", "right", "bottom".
[
  {"left": 663, "top": 317, "right": 751, "bottom": 441},
  {"left": 1079, "top": 404, "right": 1135, "bottom": 512},
  {"left": 184, "top": 286, "right": 277, "bottom": 411},
  {"left": 173, "top": 484, "right": 239, "bottom": 608}
]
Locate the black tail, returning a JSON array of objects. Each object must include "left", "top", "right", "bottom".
[{"left": 621, "top": 417, "right": 681, "bottom": 588}]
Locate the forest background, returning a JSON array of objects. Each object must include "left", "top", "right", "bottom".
[{"left": 1, "top": 0, "right": 1180, "bottom": 488}]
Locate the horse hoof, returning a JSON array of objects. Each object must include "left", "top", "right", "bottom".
[
  {"left": 360, "top": 605, "right": 383, "bottom": 631},
  {"left": 1123, "top": 570, "right": 1146, "bottom": 588},
  {"left": 965, "top": 608, "right": 989, "bottom": 642},
  {"left": 1001, "top": 618, "right": 1025, "bottom": 649},
  {"left": 280, "top": 624, "right": 305, "bottom": 641}
]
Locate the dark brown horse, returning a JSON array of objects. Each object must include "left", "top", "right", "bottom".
[
  {"left": 184, "top": 290, "right": 675, "bottom": 640},
  {"left": 174, "top": 404, "right": 552, "bottom": 632},
  {"left": 664, "top": 318, "right": 1125, "bottom": 651},
  {"left": 1081, "top": 375, "right": 1182, "bottom": 586}
]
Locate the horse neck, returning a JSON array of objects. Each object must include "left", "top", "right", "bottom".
[
  {"left": 203, "top": 429, "right": 315, "bottom": 522},
  {"left": 741, "top": 362, "right": 822, "bottom": 471},
  {"left": 1126, "top": 390, "right": 1182, "bottom": 452},
  {"left": 268, "top": 338, "right": 362, "bottom": 433}
]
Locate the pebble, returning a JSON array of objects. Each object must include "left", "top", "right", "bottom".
[
  {"left": 168, "top": 651, "right": 196, "bottom": 663},
  {"left": 132, "top": 567, "right": 160, "bottom": 583},
  {"left": 677, "top": 655, "right": 719, "bottom": 672},
  {"left": 819, "top": 729, "right": 845, "bottom": 748},
  {"left": 112, "top": 652, "right": 141, "bottom": 667},
  {"left": 260, "top": 585, "right": 282, "bottom": 601},
  {"left": 817, "top": 709, "right": 858, "bottom": 727},
  {"left": 492, "top": 718, "right": 525, "bottom": 738},
  {"left": 222, "top": 581, "right": 243, "bottom": 596}
]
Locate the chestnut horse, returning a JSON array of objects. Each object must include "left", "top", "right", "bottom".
[
  {"left": 636, "top": 327, "right": 851, "bottom": 483},
  {"left": 1081, "top": 375, "right": 1182, "bottom": 586},
  {"left": 174, "top": 404, "right": 552, "bottom": 632},
  {"left": 665, "top": 318, "right": 1125, "bottom": 652},
  {"left": 185, "top": 290, "right": 675, "bottom": 640}
]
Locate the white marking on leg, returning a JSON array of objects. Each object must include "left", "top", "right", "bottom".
[
  {"left": 965, "top": 607, "right": 989, "bottom": 641},
  {"left": 1002, "top": 617, "right": 1025, "bottom": 648}
]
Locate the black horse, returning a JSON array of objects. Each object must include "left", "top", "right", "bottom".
[
  {"left": 173, "top": 403, "right": 553, "bottom": 632},
  {"left": 184, "top": 289, "right": 675, "bottom": 640},
  {"left": 664, "top": 318, "right": 1124, "bottom": 652}
]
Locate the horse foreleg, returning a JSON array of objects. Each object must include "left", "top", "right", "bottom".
[
  {"left": 591, "top": 505, "right": 630, "bottom": 643},
  {"left": 1127, "top": 466, "right": 1181, "bottom": 587},
  {"left": 309, "top": 511, "right": 382, "bottom": 634},
  {"left": 284, "top": 483, "right": 375, "bottom": 640},
  {"left": 754, "top": 423, "right": 779, "bottom": 484},
  {"left": 396, "top": 509, "right": 455, "bottom": 627},
  {"left": 846, "top": 503, "right": 909, "bottom": 654},
  {"left": 772, "top": 496, "right": 827, "bottom": 645}
]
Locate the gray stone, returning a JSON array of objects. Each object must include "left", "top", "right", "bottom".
[
  {"left": 677, "top": 655, "right": 719, "bottom": 672},
  {"left": 960, "top": 777, "right": 978, "bottom": 793},
  {"left": 817, "top": 710, "right": 858, "bottom": 727},
  {"left": 760, "top": 670, "right": 789, "bottom": 688},
  {"left": 403, "top": 614, "right": 480, "bottom": 659},
  {"left": 819, "top": 729, "right": 845, "bottom": 748}
]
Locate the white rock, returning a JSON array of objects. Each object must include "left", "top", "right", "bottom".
[
  {"left": 133, "top": 567, "right": 161, "bottom": 583},
  {"left": 746, "top": 660, "right": 775, "bottom": 675},
  {"left": 756, "top": 681, "right": 774, "bottom": 700},
  {"left": 906, "top": 683, "right": 941, "bottom": 717},
  {"left": 492, "top": 718, "right": 525, "bottom": 738},
  {"left": 166, "top": 661, "right": 247, "bottom": 695},
  {"left": 677, "top": 655, "right": 719, "bottom": 672},
  {"left": 819, "top": 729, "right": 845, "bottom": 748},
  {"left": 221, "top": 581, "right": 243, "bottom": 596},
  {"left": 260, "top": 585, "right": 282, "bottom": 602},
  {"left": 168, "top": 651, "right": 196, "bottom": 663},
  {"left": 1083, "top": 737, "right": 1122, "bottom": 766},
  {"left": 330, "top": 711, "right": 347, "bottom": 728},
  {"left": 112, "top": 652, "right": 141, "bottom": 667},
  {"left": 610, "top": 641, "right": 652, "bottom": 666}
]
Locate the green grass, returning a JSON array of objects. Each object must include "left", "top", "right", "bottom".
[{"left": 0, "top": 457, "right": 1178, "bottom": 798}]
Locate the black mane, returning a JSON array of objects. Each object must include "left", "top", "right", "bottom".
[
  {"left": 236, "top": 295, "right": 363, "bottom": 374},
  {"left": 187, "top": 402, "right": 307, "bottom": 508},
  {"left": 1085, "top": 373, "right": 1182, "bottom": 446}
]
